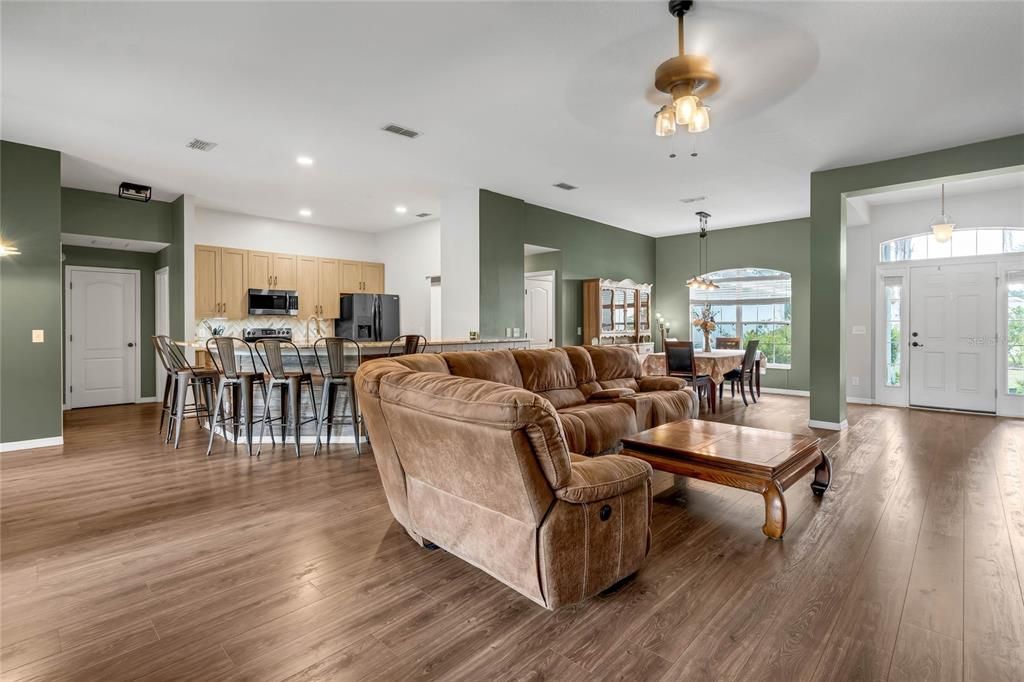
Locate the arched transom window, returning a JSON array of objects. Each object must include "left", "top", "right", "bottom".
[{"left": 689, "top": 268, "right": 792, "bottom": 368}]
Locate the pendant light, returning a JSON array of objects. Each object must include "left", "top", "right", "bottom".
[
  {"left": 930, "top": 183, "right": 955, "bottom": 243},
  {"left": 686, "top": 211, "right": 719, "bottom": 289}
]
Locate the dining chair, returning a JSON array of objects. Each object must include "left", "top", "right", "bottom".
[
  {"left": 205, "top": 337, "right": 274, "bottom": 456},
  {"left": 255, "top": 339, "right": 319, "bottom": 457},
  {"left": 312, "top": 337, "right": 362, "bottom": 456},
  {"left": 721, "top": 339, "right": 760, "bottom": 406},
  {"left": 154, "top": 335, "right": 219, "bottom": 448},
  {"left": 387, "top": 334, "right": 428, "bottom": 357},
  {"left": 715, "top": 336, "right": 740, "bottom": 350},
  {"left": 664, "top": 340, "right": 716, "bottom": 414}
]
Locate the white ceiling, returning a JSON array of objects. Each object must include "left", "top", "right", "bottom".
[{"left": 3, "top": 2, "right": 1022, "bottom": 236}]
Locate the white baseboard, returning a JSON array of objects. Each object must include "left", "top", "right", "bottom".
[
  {"left": 0, "top": 436, "right": 64, "bottom": 453},
  {"left": 846, "top": 397, "right": 875, "bottom": 405},
  {"left": 808, "top": 419, "right": 848, "bottom": 431},
  {"left": 759, "top": 387, "right": 810, "bottom": 397},
  {"left": 136, "top": 397, "right": 159, "bottom": 404}
]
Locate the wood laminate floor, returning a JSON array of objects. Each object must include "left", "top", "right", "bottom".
[{"left": 2, "top": 396, "right": 1022, "bottom": 681}]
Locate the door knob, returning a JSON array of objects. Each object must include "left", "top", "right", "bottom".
[{"left": 911, "top": 341, "right": 924, "bottom": 347}]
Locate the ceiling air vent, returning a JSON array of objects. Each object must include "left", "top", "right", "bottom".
[
  {"left": 553, "top": 182, "right": 578, "bottom": 191},
  {"left": 415, "top": 212, "right": 432, "bottom": 218},
  {"left": 680, "top": 195, "right": 707, "bottom": 204},
  {"left": 186, "top": 138, "right": 218, "bottom": 152},
  {"left": 381, "top": 123, "right": 421, "bottom": 139}
]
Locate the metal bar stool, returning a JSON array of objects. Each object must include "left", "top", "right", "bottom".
[
  {"left": 387, "top": 334, "right": 428, "bottom": 357},
  {"left": 312, "top": 337, "right": 363, "bottom": 456},
  {"left": 255, "top": 338, "right": 319, "bottom": 457},
  {"left": 155, "top": 335, "right": 218, "bottom": 448},
  {"left": 206, "top": 337, "right": 275, "bottom": 456},
  {"left": 152, "top": 336, "right": 176, "bottom": 433}
]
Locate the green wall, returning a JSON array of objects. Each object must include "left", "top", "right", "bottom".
[
  {"left": 0, "top": 141, "right": 63, "bottom": 444},
  {"left": 62, "top": 187, "right": 174, "bottom": 243},
  {"left": 655, "top": 218, "right": 811, "bottom": 391},
  {"left": 479, "top": 190, "right": 656, "bottom": 345},
  {"left": 809, "top": 133, "right": 1024, "bottom": 425},
  {"left": 159, "top": 197, "right": 185, "bottom": 339},
  {"left": 61, "top": 246, "right": 159, "bottom": 398}
]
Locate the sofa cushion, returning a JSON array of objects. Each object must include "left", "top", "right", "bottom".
[
  {"left": 512, "top": 348, "right": 587, "bottom": 409},
  {"left": 444, "top": 350, "right": 524, "bottom": 387},
  {"left": 620, "top": 390, "right": 693, "bottom": 430},
  {"left": 556, "top": 412, "right": 587, "bottom": 455},
  {"left": 585, "top": 345, "right": 643, "bottom": 392},
  {"left": 557, "top": 402, "right": 637, "bottom": 455}
]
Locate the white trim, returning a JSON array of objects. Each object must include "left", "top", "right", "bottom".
[
  {"left": 64, "top": 265, "right": 143, "bottom": 407},
  {"left": 135, "top": 397, "right": 159, "bottom": 404},
  {"left": 0, "top": 436, "right": 64, "bottom": 453},
  {"left": 846, "top": 396, "right": 875, "bottom": 405},
  {"left": 759, "top": 387, "right": 809, "bottom": 397},
  {"left": 808, "top": 419, "right": 848, "bottom": 431}
]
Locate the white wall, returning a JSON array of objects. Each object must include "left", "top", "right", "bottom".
[
  {"left": 377, "top": 219, "right": 441, "bottom": 337},
  {"left": 846, "top": 185, "right": 1024, "bottom": 400},
  {"left": 440, "top": 186, "right": 480, "bottom": 339},
  {"left": 194, "top": 207, "right": 378, "bottom": 260}
]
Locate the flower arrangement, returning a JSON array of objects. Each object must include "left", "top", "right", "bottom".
[{"left": 692, "top": 304, "right": 716, "bottom": 351}]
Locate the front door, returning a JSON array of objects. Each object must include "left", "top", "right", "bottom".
[
  {"left": 909, "top": 262, "right": 997, "bottom": 412},
  {"left": 68, "top": 269, "right": 137, "bottom": 408},
  {"left": 524, "top": 273, "right": 555, "bottom": 348}
]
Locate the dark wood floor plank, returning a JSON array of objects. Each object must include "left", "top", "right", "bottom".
[{"left": 3, "top": 399, "right": 1022, "bottom": 680}]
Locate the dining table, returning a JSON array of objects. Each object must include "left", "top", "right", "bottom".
[{"left": 642, "top": 349, "right": 766, "bottom": 398}]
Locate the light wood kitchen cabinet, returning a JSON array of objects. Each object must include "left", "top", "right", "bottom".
[
  {"left": 248, "top": 251, "right": 295, "bottom": 289},
  {"left": 273, "top": 253, "right": 297, "bottom": 290},
  {"left": 340, "top": 260, "right": 385, "bottom": 293},
  {"left": 296, "top": 256, "right": 319, "bottom": 318},
  {"left": 318, "top": 258, "right": 341, "bottom": 318},
  {"left": 195, "top": 245, "right": 248, "bottom": 319}
]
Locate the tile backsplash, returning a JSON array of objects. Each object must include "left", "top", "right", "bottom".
[{"left": 194, "top": 316, "right": 331, "bottom": 343}]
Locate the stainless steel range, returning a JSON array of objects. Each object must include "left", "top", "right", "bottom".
[{"left": 242, "top": 327, "right": 293, "bottom": 342}]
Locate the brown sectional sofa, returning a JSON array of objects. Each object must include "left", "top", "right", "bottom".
[{"left": 355, "top": 345, "right": 697, "bottom": 609}]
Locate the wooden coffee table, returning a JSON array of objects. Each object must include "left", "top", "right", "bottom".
[{"left": 621, "top": 420, "right": 831, "bottom": 539}]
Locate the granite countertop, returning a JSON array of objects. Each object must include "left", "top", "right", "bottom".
[{"left": 190, "top": 337, "right": 529, "bottom": 350}]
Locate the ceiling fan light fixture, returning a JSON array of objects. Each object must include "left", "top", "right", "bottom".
[
  {"left": 688, "top": 105, "right": 710, "bottom": 133},
  {"left": 674, "top": 95, "right": 699, "bottom": 125},
  {"left": 655, "top": 105, "right": 677, "bottom": 136}
]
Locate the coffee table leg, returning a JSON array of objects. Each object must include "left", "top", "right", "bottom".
[
  {"left": 762, "top": 480, "right": 787, "bottom": 540},
  {"left": 811, "top": 451, "right": 832, "bottom": 496}
]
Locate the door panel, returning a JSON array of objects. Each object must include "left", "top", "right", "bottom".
[
  {"left": 194, "top": 245, "right": 220, "bottom": 317},
  {"left": 248, "top": 251, "right": 274, "bottom": 289},
  {"left": 524, "top": 275, "right": 555, "bottom": 348},
  {"left": 220, "top": 248, "right": 247, "bottom": 319},
  {"left": 273, "top": 254, "right": 297, "bottom": 290},
  {"left": 362, "top": 263, "right": 385, "bottom": 294},
  {"left": 70, "top": 270, "right": 136, "bottom": 408},
  {"left": 318, "top": 258, "right": 341, "bottom": 318},
  {"left": 296, "top": 256, "right": 319, "bottom": 318},
  {"left": 341, "top": 261, "right": 362, "bottom": 292},
  {"left": 909, "top": 262, "right": 996, "bottom": 412}
]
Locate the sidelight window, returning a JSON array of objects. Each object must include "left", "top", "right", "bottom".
[
  {"left": 883, "top": 278, "right": 903, "bottom": 386},
  {"left": 1009, "top": 272, "right": 1024, "bottom": 396}
]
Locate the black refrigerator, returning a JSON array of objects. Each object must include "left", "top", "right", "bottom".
[{"left": 335, "top": 293, "right": 400, "bottom": 342}]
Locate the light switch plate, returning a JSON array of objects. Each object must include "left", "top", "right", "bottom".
[
  {"left": 505, "top": 327, "right": 511, "bottom": 337},
  {"left": 513, "top": 328, "right": 520, "bottom": 337},
  {"left": 577, "top": 327, "right": 582, "bottom": 335},
  {"left": 851, "top": 376, "right": 860, "bottom": 386},
  {"left": 32, "top": 329, "right": 45, "bottom": 343},
  {"left": 851, "top": 325, "right": 866, "bottom": 335}
]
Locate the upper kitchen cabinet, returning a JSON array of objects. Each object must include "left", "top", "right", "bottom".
[
  {"left": 318, "top": 258, "right": 341, "bottom": 318},
  {"left": 195, "top": 245, "right": 247, "bottom": 319},
  {"left": 249, "top": 251, "right": 296, "bottom": 289},
  {"left": 296, "top": 257, "right": 341, "bottom": 318},
  {"left": 341, "top": 260, "right": 385, "bottom": 293}
]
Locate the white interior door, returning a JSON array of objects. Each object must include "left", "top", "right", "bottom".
[
  {"left": 524, "top": 273, "right": 555, "bottom": 348},
  {"left": 69, "top": 269, "right": 138, "bottom": 408},
  {"left": 909, "top": 262, "right": 997, "bottom": 412}
]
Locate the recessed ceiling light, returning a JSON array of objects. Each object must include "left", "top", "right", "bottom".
[
  {"left": 299, "top": 208, "right": 312, "bottom": 217},
  {"left": 296, "top": 156, "right": 314, "bottom": 167},
  {"left": 394, "top": 206, "right": 408, "bottom": 214}
]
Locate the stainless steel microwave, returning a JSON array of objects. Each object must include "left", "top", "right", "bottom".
[{"left": 247, "top": 289, "right": 298, "bottom": 316}]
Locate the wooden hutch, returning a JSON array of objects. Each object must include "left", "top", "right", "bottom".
[{"left": 582, "top": 278, "right": 654, "bottom": 355}]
